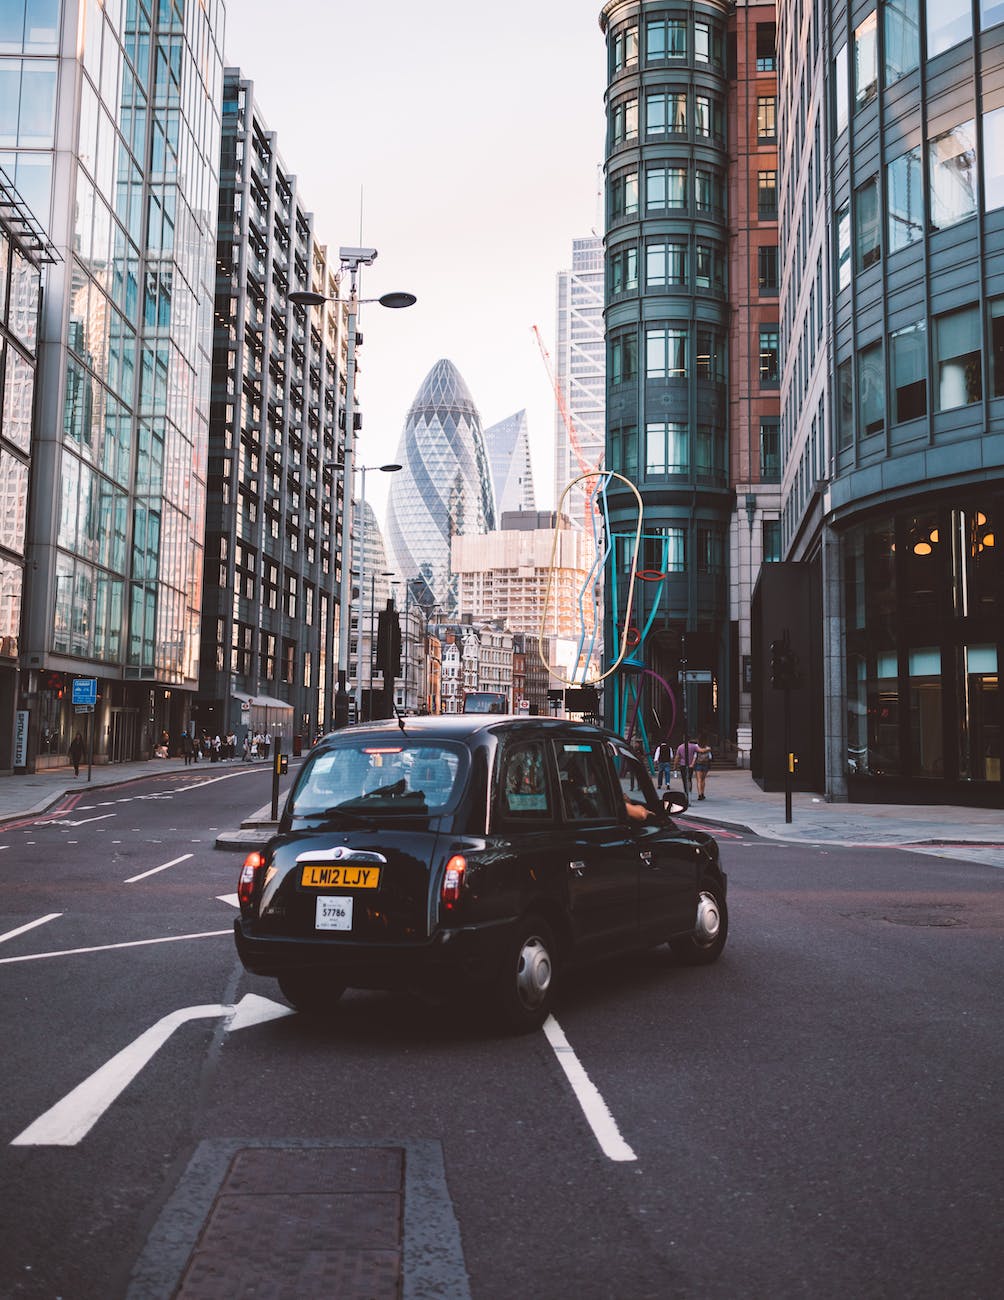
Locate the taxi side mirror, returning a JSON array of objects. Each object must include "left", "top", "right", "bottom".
[{"left": 663, "top": 789, "right": 689, "bottom": 816}]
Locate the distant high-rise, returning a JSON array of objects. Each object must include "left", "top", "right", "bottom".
[
  {"left": 554, "top": 235, "right": 605, "bottom": 523},
  {"left": 484, "top": 410, "right": 535, "bottom": 517},
  {"left": 386, "top": 359, "right": 496, "bottom": 614}
]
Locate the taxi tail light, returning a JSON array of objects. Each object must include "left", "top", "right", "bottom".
[
  {"left": 441, "top": 854, "right": 467, "bottom": 911},
  {"left": 238, "top": 851, "right": 266, "bottom": 907}
]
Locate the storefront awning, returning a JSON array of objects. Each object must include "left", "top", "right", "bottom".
[{"left": 231, "top": 690, "right": 294, "bottom": 713}]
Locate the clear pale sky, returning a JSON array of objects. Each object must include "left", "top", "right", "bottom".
[{"left": 224, "top": 1, "right": 607, "bottom": 524}]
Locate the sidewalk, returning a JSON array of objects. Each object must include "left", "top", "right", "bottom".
[{"left": 3, "top": 756, "right": 1001, "bottom": 856}]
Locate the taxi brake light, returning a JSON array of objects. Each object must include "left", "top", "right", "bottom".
[
  {"left": 238, "top": 850, "right": 265, "bottom": 906},
  {"left": 441, "top": 854, "right": 467, "bottom": 910}
]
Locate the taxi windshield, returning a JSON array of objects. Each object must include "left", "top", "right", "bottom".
[{"left": 290, "top": 742, "right": 464, "bottom": 818}]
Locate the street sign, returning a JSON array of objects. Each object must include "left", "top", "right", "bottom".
[
  {"left": 679, "top": 670, "right": 713, "bottom": 684},
  {"left": 74, "top": 705, "right": 94, "bottom": 714},
  {"left": 72, "top": 677, "right": 97, "bottom": 707}
]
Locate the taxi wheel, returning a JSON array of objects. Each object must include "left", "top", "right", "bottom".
[
  {"left": 277, "top": 973, "right": 346, "bottom": 1014},
  {"left": 494, "top": 914, "right": 557, "bottom": 1034},
  {"left": 669, "top": 877, "right": 728, "bottom": 965}
]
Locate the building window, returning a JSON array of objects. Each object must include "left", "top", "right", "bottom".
[
  {"left": 610, "top": 245, "right": 638, "bottom": 294},
  {"left": 762, "top": 519, "right": 782, "bottom": 562},
  {"left": 647, "top": 164, "right": 688, "bottom": 210},
  {"left": 695, "top": 168, "right": 723, "bottom": 214},
  {"left": 858, "top": 342, "right": 885, "bottom": 436},
  {"left": 756, "top": 23, "right": 776, "bottom": 71},
  {"left": 836, "top": 203, "right": 851, "bottom": 290},
  {"left": 647, "top": 90, "right": 687, "bottom": 136},
  {"left": 991, "top": 298, "right": 1004, "bottom": 397},
  {"left": 854, "top": 11, "right": 878, "bottom": 107},
  {"left": 886, "top": 147, "right": 924, "bottom": 252},
  {"left": 694, "top": 20, "right": 721, "bottom": 65},
  {"left": 927, "top": 0, "right": 972, "bottom": 56},
  {"left": 757, "top": 96, "right": 776, "bottom": 142},
  {"left": 834, "top": 43, "right": 849, "bottom": 134},
  {"left": 982, "top": 1, "right": 1004, "bottom": 32},
  {"left": 610, "top": 333, "right": 638, "bottom": 385},
  {"left": 611, "top": 169, "right": 639, "bottom": 219},
  {"left": 838, "top": 358, "right": 854, "bottom": 447},
  {"left": 695, "top": 425, "right": 724, "bottom": 479},
  {"left": 758, "top": 244, "right": 779, "bottom": 294},
  {"left": 646, "top": 241, "right": 687, "bottom": 287},
  {"left": 646, "top": 326, "right": 688, "bottom": 379},
  {"left": 984, "top": 107, "right": 1004, "bottom": 209},
  {"left": 611, "top": 98, "right": 638, "bottom": 145},
  {"left": 757, "top": 169, "right": 777, "bottom": 219},
  {"left": 697, "top": 526, "right": 724, "bottom": 574},
  {"left": 935, "top": 306, "right": 982, "bottom": 410},
  {"left": 855, "top": 178, "right": 881, "bottom": 270},
  {"left": 890, "top": 323, "right": 927, "bottom": 422},
  {"left": 642, "top": 527, "right": 685, "bottom": 572},
  {"left": 612, "top": 24, "right": 639, "bottom": 71},
  {"left": 929, "top": 121, "right": 977, "bottom": 229},
  {"left": 759, "top": 419, "right": 780, "bottom": 481},
  {"left": 646, "top": 17, "right": 686, "bottom": 60},
  {"left": 695, "top": 243, "right": 723, "bottom": 290},
  {"left": 645, "top": 422, "right": 688, "bottom": 475},
  {"left": 696, "top": 328, "right": 725, "bottom": 381},
  {"left": 759, "top": 328, "right": 780, "bottom": 387},
  {"left": 885, "top": 0, "right": 920, "bottom": 82}
]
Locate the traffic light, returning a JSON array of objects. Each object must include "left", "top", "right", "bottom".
[
  {"left": 376, "top": 604, "right": 402, "bottom": 680},
  {"left": 769, "top": 636, "right": 802, "bottom": 690}
]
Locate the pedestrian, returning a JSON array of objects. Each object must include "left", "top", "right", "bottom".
[
  {"left": 653, "top": 740, "right": 673, "bottom": 790},
  {"left": 263, "top": 732, "right": 272, "bottom": 761},
  {"left": 69, "top": 731, "right": 85, "bottom": 777},
  {"left": 181, "top": 731, "right": 194, "bottom": 766},
  {"left": 692, "top": 734, "right": 713, "bottom": 800},
  {"left": 251, "top": 733, "right": 260, "bottom": 760},
  {"left": 674, "top": 737, "right": 699, "bottom": 795},
  {"left": 242, "top": 734, "right": 251, "bottom": 762}
]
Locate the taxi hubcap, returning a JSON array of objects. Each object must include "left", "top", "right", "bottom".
[
  {"left": 515, "top": 935, "right": 552, "bottom": 1009},
  {"left": 694, "top": 891, "right": 721, "bottom": 945}
]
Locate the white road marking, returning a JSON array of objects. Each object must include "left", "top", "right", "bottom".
[
  {"left": 0, "top": 928, "right": 231, "bottom": 965},
  {"left": 216, "top": 893, "right": 240, "bottom": 908},
  {"left": 0, "top": 914, "right": 62, "bottom": 945},
  {"left": 11, "top": 994, "right": 294, "bottom": 1146},
  {"left": 124, "top": 853, "right": 194, "bottom": 884},
  {"left": 543, "top": 1015, "right": 637, "bottom": 1163},
  {"left": 48, "top": 814, "right": 117, "bottom": 828}
]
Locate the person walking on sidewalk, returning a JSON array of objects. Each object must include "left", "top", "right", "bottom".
[
  {"left": 69, "top": 732, "right": 85, "bottom": 777},
  {"left": 653, "top": 740, "right": 674, "bottom": 790},
  {"left": 181, "top": 731, "right": 194, "bottom": 765},
  {"left": 674, "top": 737, "right": 699, "bottom": 795},
  {"left": 693, "top": 734, "right": 713, "bottom": 800}
]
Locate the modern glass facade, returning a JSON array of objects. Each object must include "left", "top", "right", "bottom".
[
  {"left": 554, "top": 235, "right": 605, "bottom": 528},
  {"left": 385, "top": 359, "right": 496, "bottom": 616},
  {"left": 16, "top": 0, "right": 225, "bottom": 766},
  {"left": 484, "top": 409, "right": 535, "bottom": 517},
  {"left": 777, "top": 0, "right": 1004, "bottom": 804},
  {"left": 199, "top": 70, "right": 345, "bottom": 745}
]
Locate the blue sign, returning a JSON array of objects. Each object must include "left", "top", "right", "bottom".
[{"left": 72, "top": 678, "right": 97, "bottom": 706}]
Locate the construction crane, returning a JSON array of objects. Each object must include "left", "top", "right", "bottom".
[{"left": 532, "top": 324, "right": 601, "bottom": 489}]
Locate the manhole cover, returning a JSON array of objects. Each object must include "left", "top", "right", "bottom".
[{"left": 842, "top": 904, "right": 967, "bottom": 928}]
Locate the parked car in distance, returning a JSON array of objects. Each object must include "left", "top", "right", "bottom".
[{"left": 234, "top": 715, "right": 728, "bottom": 1032}]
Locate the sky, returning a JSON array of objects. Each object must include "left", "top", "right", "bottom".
[{"left": 224, "top": 0, "right": 607, "bottom": 526}]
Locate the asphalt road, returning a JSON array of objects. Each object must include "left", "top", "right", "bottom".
[{"left": 0, "top": 766, "right": 1001, "bottom": 1298}]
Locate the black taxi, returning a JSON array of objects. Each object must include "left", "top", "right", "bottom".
[{"left": 234, "top": 715, "right": 727, "bottom": 1031}]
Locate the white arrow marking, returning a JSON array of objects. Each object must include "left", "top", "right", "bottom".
[
  {"left": 0, "top": 914, "right": 62, "bottom": 945},
  {"left": 11, "top": 994, "right": 294, "bottom": 1146},
  {"left": 47, "top": 814, "right": 117, "bottom": 828},
  {"left": 124, "top": 853, "right": 193, "bottom": 883},
  {"left": 217, "top": 893, "right": 240, "bottom": 908}
]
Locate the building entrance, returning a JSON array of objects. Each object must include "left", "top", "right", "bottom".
[{"left": 109, "top": 708, "right": 139, "bottom": 763}]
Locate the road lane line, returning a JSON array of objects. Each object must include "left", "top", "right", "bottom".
[
  {"left": 0, "top": 929, "right": 231, "bottom": 965},
  {"left": 0, "top": 914, "right": 62, "bottom": 945},
  {"left": 543, "top": 1015, "right": 637, "bottom": 1163},
  {"left": 124, "top": 853, "right": 194, "bottom": 883}
]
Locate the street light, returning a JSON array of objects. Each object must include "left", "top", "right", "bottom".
[{"left": 290, "top": 250, "right": 415, "bottom": 728}]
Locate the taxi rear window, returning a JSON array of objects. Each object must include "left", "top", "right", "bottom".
[{"left": 291, "top": 742, "right": 463, "bottom": 816}]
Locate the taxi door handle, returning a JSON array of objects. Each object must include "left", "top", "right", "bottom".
[
  {"left": 639, "top": 850, "right": 653, "bottom": 865},
  {"left": 569, "top": 860, "right": 586, "bottom": 876}
]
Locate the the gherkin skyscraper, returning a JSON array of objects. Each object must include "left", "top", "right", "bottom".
[{"left": 386, "top": 359, "right": 496, "bottom": 614}]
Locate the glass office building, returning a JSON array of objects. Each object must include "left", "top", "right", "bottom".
[{"left": 9, "top": 0, "right": 225, "bottom": 766}]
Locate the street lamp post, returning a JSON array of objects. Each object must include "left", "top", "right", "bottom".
[{"left": 290, "top": 250, "right": 415, "bottom": 729}]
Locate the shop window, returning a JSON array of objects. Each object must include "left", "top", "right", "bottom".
[
  {"left": 934, "top": 305, "right": 982, "bottom": 410},
  {"left": 855, "top": 177, "right": 881, "bottom": 270},
  {"left": 885, "top": 0, "right": 920, "bottom": 81},
  {"left": 957, "top": 646, "right": 1001, "bottom": 782},
  {"left": 886, "top": 147, "right": 924, "bottom": 252},
  {"left": 858, "top": 342, "right": 885, "bottom": 436},
  {"left": 927, "top": 0, "right": 972, "bottom": 56},
  {"left": 908, "top": 647, "right": 944, "bottom": 778},
  {"left": 854, "top": 11, "right": 878, "bottom": 107},
  {"left": 929, "top": 120, "right": 977, "bottom": 230},
  {"left": 953, "top": 505, "right": 998, "bottom": 617},
  {"left": 890, "top": 323, "right": 927, "bottom": 422}
]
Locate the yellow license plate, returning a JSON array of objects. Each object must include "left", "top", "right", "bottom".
[{"left": 300, "top": 864, "right": 381, "bottom": 889}]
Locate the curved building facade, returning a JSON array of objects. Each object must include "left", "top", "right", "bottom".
[
  {"left": 386, "top": 359, "right": 496, "bottom": 614},
  {"left": 600, "top": 0, "right": 734, "bottom": 739}
]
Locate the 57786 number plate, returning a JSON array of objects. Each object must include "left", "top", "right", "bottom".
[{"left": 316, "top": 896, "right": 352, "bottom": 930}]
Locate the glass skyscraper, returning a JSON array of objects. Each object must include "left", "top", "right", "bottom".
[
  {"left": 13, "top": 0, "right": 225, "bottom": 764},
  {"left": 483, "top": 409, "right": 535, "bottom": 517},
  {"left": 386, "top": 359, "right": 496, "bottom": 615}
]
